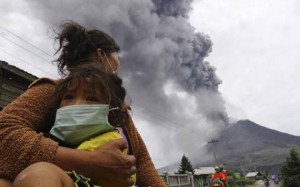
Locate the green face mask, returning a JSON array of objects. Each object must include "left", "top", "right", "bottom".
[{"left": 50, "top": 104, "right": 115, "bottom": 146}]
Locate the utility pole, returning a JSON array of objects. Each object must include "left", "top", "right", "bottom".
[{"left": 208, "top": 139, "right": 219, "bottom": 166}]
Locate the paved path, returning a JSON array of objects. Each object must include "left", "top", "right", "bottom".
[{"left": 254, "top": 180, "right": 280, "bottom": 187}]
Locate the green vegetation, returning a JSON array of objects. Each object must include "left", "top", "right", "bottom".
[
  {"left": 280, "top": 147, "right": 300, "bottom": 187},
  {"left": 227, "top": 178, "right": 255, "bottom": 187},
  {"left": 178, "top": 154, "right": 194, "bottom": 174}
]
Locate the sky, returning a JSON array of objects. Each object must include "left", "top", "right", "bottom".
[
  {"left": 189, "top": 0, "right": 300, "bottom": 136},
  {"left": 0, "top": 0, "right": 299, "bottom": 168}
]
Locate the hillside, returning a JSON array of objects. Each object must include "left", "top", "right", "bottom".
[
  {"left": 158, "top": 119, "right": 300, "bottom": 173},
  {"left": 212, "top": 120, "right": 300, "bottom": 172}
]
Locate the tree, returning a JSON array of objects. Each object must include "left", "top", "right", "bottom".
[
  {"left": 280, "top": 148, "right": 300, "bottom": 187},
  {"left": 178, "top": 154, "right": 194, "bottom": 174}
]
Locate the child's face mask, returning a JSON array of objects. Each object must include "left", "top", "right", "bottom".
[{"left": 50, "top": 104, "right": 115, "bottom": 146}]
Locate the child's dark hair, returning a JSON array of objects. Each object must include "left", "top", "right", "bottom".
[
  {"left": 54, "top": 21, "right": 120, "bottom": 75},
  {"left": 54, "top": 64, "right": 127, "bottom": 127}
]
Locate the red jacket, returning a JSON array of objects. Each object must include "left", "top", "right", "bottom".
[{"left": 212, "top": 171, "right": 226, "bottom": 181}]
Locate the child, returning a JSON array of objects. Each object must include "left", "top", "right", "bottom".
[{"left": 50, "top": 64, "right": 136, "bottom": 187}]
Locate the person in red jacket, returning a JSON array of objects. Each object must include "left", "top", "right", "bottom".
[
  {"left": 219, "top": 165, "right": 228, "bottom": 187},
  {"left": 211, "top": 166, "right": 226, "bottom": 187}
]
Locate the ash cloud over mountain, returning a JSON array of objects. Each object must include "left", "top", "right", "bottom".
[
  {"left": 24, "top": 0, "right": 228, "bottom": 162},
  {"left": 152, "top": 0, "right": 193, "bottom": 17}
]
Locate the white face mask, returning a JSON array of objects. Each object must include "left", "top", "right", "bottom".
[{"left": 50, "top": 104, "right": 115, "bottom": 146}]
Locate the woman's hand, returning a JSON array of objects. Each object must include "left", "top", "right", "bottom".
[
  {"left": 55, "top": 139, "right": 136, "bottom": 187},
  {"left": 88, "top": 139, "right": 136, "bottom": 186}
]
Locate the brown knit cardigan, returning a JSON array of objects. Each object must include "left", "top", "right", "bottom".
[{"left": 0, "top": 78, "right": 166, "bottom": 187}]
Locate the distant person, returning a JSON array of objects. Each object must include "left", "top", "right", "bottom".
[
  {"left": 263, "top": 176, "right": 270, "bottom": 187},
  {"left": 211, "top": 166, "right": 226, "bottom": 187},
  {"left": 277, "top": 175, "right": 281, "bottom": 182},
  {"left": 271, "top": 174, "right": 275, "bottom": 181},
  {"left": 219, "top": 165, "right": 228, "bottom": 187},
  {"left": 274, "top": 176, "right": 279, "bottom": 184},
  {"left": 0, "top": 21, "right": 166, "bottom": 187}
]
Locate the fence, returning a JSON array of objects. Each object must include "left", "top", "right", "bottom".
[{"left": 161, "top": 173, "right": 194, "bottom": 187}]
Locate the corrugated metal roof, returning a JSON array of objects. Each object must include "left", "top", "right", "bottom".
[
  {"left": 245, "top": 172, "right": 261, "bottom": 177},
  {"left": 194, "top": 167, "right": 215, "bottom": 175},
  {"left": 0, "top": 60, "right": 38, "bottom": 109},
  {"left": 0, "top": 61, "right": 38, "bottom": 81}
]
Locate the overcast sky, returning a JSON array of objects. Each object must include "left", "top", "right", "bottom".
[
  {"left": 189, "top": 0, "right": 300, "bottom": 136},
  {"left": 0, "top": 0, "right": 299, "bottom": 168}
]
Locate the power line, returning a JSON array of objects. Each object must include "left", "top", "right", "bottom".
[
  {"left": 135, "top": 110, "right": 196, "bottom": 138},
  {"left": 132, "top": 98, "right": 209, "bottom": 137},
  {"left": 133, "top": 102, "right": 189, "bottom": 129},
  {"left": 0, "top": 26, "right": 59, "bottom": 78},
  {"left": 0, "top": 35, "right": 50, "bottom": 63},
  {"left": 0, "top": 26, "right": 53, "bottom": 58},
  {"left": 0, "top": 48, "right": 58, "bottom": 78},
  {"left": 133, "top": 103, "right": 205, "bottom": 139}
]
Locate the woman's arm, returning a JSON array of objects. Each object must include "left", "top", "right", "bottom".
[
  {"left": 0, "top": 80, "right": 58, "bottom": 180},
  {"left": 0, "top": 80, "right": 135, "bottom": 186},
  {"left": 55, "top": 139, "right": 136, "bottom": 186},
  {"left": 125, "top": 115, "right": 167, "bottom": 187}
]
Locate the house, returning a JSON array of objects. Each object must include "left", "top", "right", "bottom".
[
  {"left": 159, "top": 167, "right": 218, "bottom": 187},
  {"left": 0, "top": 61, "right": 37, "bottom": 110},
  {"left": 193, "top": 167, "right": 215, "bottom": 187},
  {"left": 245, "top": 172, "right": 263, "bottom": 180}
]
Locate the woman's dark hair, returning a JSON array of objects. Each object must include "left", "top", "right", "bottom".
[
  {"left": 54, "top": 21, "right": 120, "bottom": 75},
  {"left": 54, "top": 64, "right": 127, "bottom": 127}
]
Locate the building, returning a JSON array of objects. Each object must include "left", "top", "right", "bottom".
[
  {"left": 0, "top": 61, "right": 37, "bottom": 110},
  {"left": 160, "top": 167, "right": 216, "bottom": 187},
  {"left": 193, "top": 167, "right": 215, "bottom": 187},
  {"left": 245, "top": 172, "right": 263, "bottom": 180}
]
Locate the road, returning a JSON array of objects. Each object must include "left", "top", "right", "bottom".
[{"left": 254, "top": 180, "right": 280, "bottom": 187}]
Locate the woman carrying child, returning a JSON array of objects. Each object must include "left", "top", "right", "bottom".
[{"left": 0, "top": 21, "right": 166, "bottom": 187}]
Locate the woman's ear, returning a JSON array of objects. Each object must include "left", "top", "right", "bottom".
[{"left": 96, "top": 48, "right": 105, "bottom": 63}]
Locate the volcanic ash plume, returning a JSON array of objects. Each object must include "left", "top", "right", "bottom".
[
  {"left": 124, "top": 0, "right": 229, "bottom": 127},
  {"left": 25, "top": 0, "right": 229, "bottom": 165}
]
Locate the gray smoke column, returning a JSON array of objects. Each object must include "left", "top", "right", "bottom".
[
  {"left": 25, "top": 0, "right": 228, "bottom": 166},
  {"left": 120, "top": 0, "right": 228, "bottom": 127}
]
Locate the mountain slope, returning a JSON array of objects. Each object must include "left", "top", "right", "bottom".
[
  {"left": 159, "top": 119, "right": 300, "bottom": 173},
  {"left": 213, "top": 120, "right": 300, "bottom": 171},
  {"left": 218, "top": 120, "right": 300, "bottom": 155}
]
